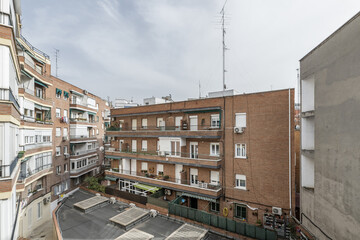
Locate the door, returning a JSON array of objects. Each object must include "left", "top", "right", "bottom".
[
  {"left": 190, "top": 142, "right": 198, "bottom": 159},
  {"left": 190, "top": 168, "right": 198, "bottom": 186},
  {"left": 131, "top": 159, "right": 137, "bottom": 175},
  {"left": 119, "top": 140, "right": 124, "bottom": 152},
  {"left": 175, "top": 164, "right": 183, "bottom": 183},
  {"left": 132, "top": 140, "right": 137, "bottom": 152},
  {"left": 132, "top": 119, "right": 137, "bottom": 130},
  {"left": 190, "top": 197, "right": 198, "bottom": 209},
  {"left": 189, "top": 116, "right": 198, "bottom": 131},
  {"left": 122, "top": 158, "right": 130, "bottom": 174},
  {"left": 175, "top": 116, "right": 182, "bottom": 131}
]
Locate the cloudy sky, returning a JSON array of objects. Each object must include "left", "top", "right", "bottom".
[{"left": 21, "top": 0, "right": 360, "bottom": 103}]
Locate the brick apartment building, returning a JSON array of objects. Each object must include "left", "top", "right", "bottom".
[
  {"left": 1, "top": 1, "right": 110, "bottom": 238},
  {"left": 105, "top": 89, "right": 295, "bottom": 228}
]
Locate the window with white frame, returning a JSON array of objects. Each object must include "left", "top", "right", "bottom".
[
  {"left": 142, "top": 140, "right": 147, "bottom": 151},
  {"left": 235, "top": 144, "right": 246, "bottom": 158},
  {"left": 56, "top": 147, "right": 61, "bottom": 156},
  {"left": 63, "top": 128, "right": 68, "bottom": 137},
  {"left": 235, "top": 113, "right": 246, "bottom": 128},
  {"left": 157, "top": 164, "right": 164, "bottom": 175},
  {"left": 157, "top": 118, "right": 164, "bottom": 128},
  {"left": 141, "top": 162, "right": 148, "bottom": 171},
  {"left": 210, "top": 171, "right": 220, "bottom": 185},
  {"left": 64, "top": 109, "right": 68, "bottom": 118},
  {"left": 132, "top": 140, "right": 137, "bottom": 152},
  {"left": 56, "top": 165, "right": 61, "bottom": 175},
  {"left": 56, "top": 108, "right": 61, "bottom": 118},
  {"left": 64, "top": 164, "right": 68, "bottom": 172},
  {"left": 142, "top": 118, "right": 147, "bottom": 129},
  {"left": 64, "top": 146, "right": 68, "bottom": 154},
  {"left": 235, "top": 174, "right": 246, "bottom": 190},
  {"left": 56, "top": 128, "right": 61, "bottom": 137},
  {"left": 132, "top": 119, "right": 137, "bottom": 130},
  {"left": 96, "top": 129, "right": 99, "bottom": 135},
  {"left": 211, "top": 114, "right": 220, "bottom": 128},
  {"left": 170, "top": 140, "right": 180, "bottom": 157},
  {"left": 210, "top": 143, "right": 220, "bottom": 156},
  {"left": 37, "top": 202, "right": 42, "bottom": 219}
]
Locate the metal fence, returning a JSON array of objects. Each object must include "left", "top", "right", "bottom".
[
  {"left": 147, "top": 190, "right": 169, "bottom": 209},
  {"left": 169, "top": 198, "right": 277, "bottom": 240}
]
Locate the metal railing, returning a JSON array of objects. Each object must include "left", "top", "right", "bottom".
[
  {"left": 70, "top": 134, "right": 96, "bottom": 139},
  {"left": 24, "top": 58, "right": 43, "bottom": 75},
  {"left": 106, "top": 124, "right": 221, "bottom": 132},
  {"left": 70, "top": 118, "right": 96, "bottom": 123},
  {"left": 19, "top": 163, "right": 52, "bottom": 180},
  {"left": 107, "top": 169, "right": 221, "bottom": 191},
  {"left": 0, "top": 157, "right": 19, "bottom": 178},
  {"left": 70, "top": 160, "right": 98, "bottom": 174},
  {"left": 106, "top": 149, "right": 222, "bottom": 161},
  {"left": 0, "top": 88, "right": 20, "bottom": 109},
  {"left": 70, "top": 148, "right": 98, "bottom": 156},
  {"left": 20, "top": 87, "right": 53, "bottom": 104},
  {"left": 20, "top": 35, "right": 50, "bottom": 59}
]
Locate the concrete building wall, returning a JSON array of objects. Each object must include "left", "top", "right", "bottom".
[{"left": 300, "top": 11, "right": 360, "bottom": 240}]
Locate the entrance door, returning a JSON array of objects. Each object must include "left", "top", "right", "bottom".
[
  {"left": 175, "top": 164, "right": 183, "bottom": 183},
  {"left": 190, "top": 142, "right": 198, "bottom": 159},
  {"left": 190, "top": 197, "right": 198, "bottom": 209},
  {"left": 189, "top": 116, "right": 198, "bottom": 131}
]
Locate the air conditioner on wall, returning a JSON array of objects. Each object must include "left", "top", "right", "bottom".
[
  {"left": 272, "top": 207, "right": 282, "bottom": 215},
  {"left": 234, "top": 127, "right": 244, "bottom": 134}
]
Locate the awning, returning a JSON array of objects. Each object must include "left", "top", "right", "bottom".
[
  {"left": 21, "top": 69, "right": 33, "bottom": 79},
  {"left": 70, "top": 90, "right": 84, "bottom": 96},
  {"left": 35, "top": 79, "right": 48, "bottom": 88},
  {"left": 181, "top": 192, "right": 217, "bottom": 203},
  {"left": 105, "top": 155, "right": 122, "bottom": 160},
  {"left": 105, "top": 176, "right": 117, "bottom": 181},
  {"left": 88, "top": 112, "right": 96, "bottom": 116},
  {"left": 134, "top": 183, "right": 161, "bottom": 193},
  {"left": 64, "top": 91, "right": 69, "bottom": 98},
  {"left": 35, "top": 104, "right": 51, "bottom": 111},
  {"left": 21, "top": 156, "right": 31, "bottom": 163},
  {"left": 56, "top": 88, "right": 62, "bottom": 95}
]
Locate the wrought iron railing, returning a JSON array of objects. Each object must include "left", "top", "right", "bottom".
[
  {"left": 106, "top": 124, "right": 221, "bottom": 132},
  {"left": 0, "top": 157, "right": 19, "bottom": 178},
  {"left": 20, "top": 35, "right": 50, "bottom": 59},
  {"left": 19, "top": 163, "right": 52, "bottom": 180},
  {"left": 0, "top": 88, "right": 20, "bottom": 109}
]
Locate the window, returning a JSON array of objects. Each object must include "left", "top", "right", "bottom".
[
  {"left": 142, "top": 118, "right": 148, "bottom": 129},
  {"left": 63, "top": 128, "right": 68, "bottom": 137},
  {"left": 142, "top": 140, "right": 147, "bottom": 151},
  {"left": 211, "top": 114, "right": 220, "bottom": 128},
  {"left": 56, "top": 165, "right": 61, "bottom": 175},
  {"left": 56, "top": 128, "right": 61, "bottom": 137},
  {"left": 141, "top": 162, "right": 148, "bottom": 171},
  {"left": 132, "top": 140, "right": 137, "bottom": 152},
  {"left": 37, "top": 202, "right": 42, "bottom": 219},
  {"left": 170, "top": 141, "right": 180, "bottom": 157},
  {"left": 234, "top": 204, "right": 247, "bottom": 219},
  {"left": 210, "top": 202, "right": 220, "bottom": 212},
  {"left": 64, "top": 146, "right": 68, "bottom": 154},
  {"left": 132, "top": 119, "right": 137, "bottom": 130},
  {"left": 210, "top": 171, "right": 220, "bottom": 185},
  {"left": 210, "top": 143, "right": 220, "bottom": 156},
  {"left": 190, "top": 168, "right": 198, "bottom": 185},
  {"left": 56, "top": 108, "right": 61, "bottom": 118},
  {"left": 235, "top": 113, "right": 246, "bottom": 128},
  {"left": 71, "top": 162, "right": 75, "bottom": 170},
  {"left": 56, "top": 147, "right": 61, "bottom": 156},
  {"left": 36, "top": 87, "right": 43, "bottom": 99},
  {"left": 157, "top": 118, "right": 164, "bottom": 128},
  {"left": 235, "top": 144, "right": 246, "bottom": 158},
  {"left": 64, "top": 164, "right": 68, "bottom": 172},
  {"left": 235, "top": 174, "right": 246, "bottom": 190},
  {"left": 157, "top": 164, "right": 164, "bottom": 175},
  {"left": 96, "top": 129, "right": 99, "bottom": 135},
  {"left": 56, "top": 89, "right": 62, "bottom": 98},
  {"left": 64, "top": 109, "right": 68, "bottom": 118}
]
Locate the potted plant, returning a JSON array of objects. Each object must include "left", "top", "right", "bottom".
[{"left": 163, "top": 175, "right": 169, "bottom": 181}]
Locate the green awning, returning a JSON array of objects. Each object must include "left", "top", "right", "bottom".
[
  {"left": 25, "top": 50, "right": 45, "bottom": 65},
  {"left": 56, "top": 88, "right": 62, "bottom": 95},
  {"left": 181, "top": 192, "right": 217, "bottom": 203},
  {"left": 21, "top": 156, "right": 31, "bottom": 163},
  {"left": 88, "top": 112, "right": 96, "bottom": 116},
  {"left": 35, "top": 79, "right": 48, "bottom": 88},
  {"left": 134, "top": 183, "right": 161, "bottom": 193},
  {"left": 35, "top": 104, "right": 51, "bottom": 111},
  {"left": 105, "top": 176, "right": 117, "bottom": 181},
  {"left": 105, "top": 155, "right": 122, "bottom": 160},
  {"left": 21, "top": 69, "right": 33, "bottom": 79},
  {"left": 64, "top": 91, "right": 69, "bottom": 98}
]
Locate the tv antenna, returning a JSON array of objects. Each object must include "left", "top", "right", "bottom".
[
  {"left": 55, "top": 48, "right": 60, "bottom": 77},
  {"left": 220, "top": 0, "right": 229, "bottom": 91}
]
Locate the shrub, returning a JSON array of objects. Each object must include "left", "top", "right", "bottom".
[{"left": 85, "top": 177, "right": 105, "bottom": 193}]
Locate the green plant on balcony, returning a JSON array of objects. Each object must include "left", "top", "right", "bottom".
[
  {"left": 163, "top": 175, "right": 170, "bottom": 181},
  {"left": 18, "top": 151, "right": 25, "bottom": 158},
  {"left": 112, "top": 168, "right": 119, "bottom": 172},
  {"left": 85, "top": 176, "right": 105, "bottom": 193}
]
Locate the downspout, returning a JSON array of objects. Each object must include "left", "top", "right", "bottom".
[{"left": 289, "top": 88, "right": 292, "bottom": 217}]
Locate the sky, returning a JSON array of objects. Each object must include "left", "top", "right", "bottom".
[{"left": 21, "top": 0, "right": 360, "bottom": 104}]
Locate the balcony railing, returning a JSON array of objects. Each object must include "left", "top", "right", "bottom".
[
  {"left": 107, "top": 149, "right": 222, "bottom": 161},
  {"left": 20, "top": 88, "right": 53, "bottom": 104},
  {"left": 0, "top": 88, "right": 20, "bottom": 109},
  {"left": 106, "top": 124, "right": 221, "bottom": 132},
  {"left": 107, "top": 169, "right": 221, "bottom": 191},
  {"left": 70, "top": 160, "right": 98, "bottom": 174},
  {"left": 20, "top": 35, "right": 50, "bottom": 59},
  {"left": 24, "top": 58, "right": 43, "bottom": 75},
  {"left": 70, "top": 134, "right": 96, "bottom": 139},
  {"left": 70, "top": 148, "right": 98, "bottom": 156},
  {"left": 70, "top": 99, "right": 98, "bottom": 110},
  {"left": 19, "top": 163, "right": 52, "bottom": 180},
  {"left": 70, "top": 118, "right": 96, "bottom": 124},
  {"left": 0, "top": 157, "right": 19, "bottom": 178}
]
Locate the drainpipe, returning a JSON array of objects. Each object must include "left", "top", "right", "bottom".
[{"left": 289, "top": 88, "right": 292, "bottom": 217}]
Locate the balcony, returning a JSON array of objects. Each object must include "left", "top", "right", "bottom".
[
  {"left": 19, "top": 164, "right": 52, "bottom": 181},
  {"left": 106, "top": 125, "right": 222, "bottom": 139},
  {"left": 105, "top": 169, "right": 222, "bottom": 198},
  {"left": 106, "top": 150, "right": 222, "bottom": 169},
  {"left": 70, "top": 148, "right": 98, "bottom": 158},
  {"left": 70, "top": 134, "right": 97, "bottom": 142},
  {"left": 0, "top": 157, "right": 19, "bottom": 178},
  {"left": 70, "top": 117, "right": 97, "bottom": 125},
  {"left": 0, "top": 88, "right": 20, "bottom": 109},
  {"left": 20, "top": 35, "right": 50, "bottom": 59},
  {"left": 18, "top": 88, "right": 53, "bottom": 107},
  {"left": 70, "top": 160, "right": 99, "bottom": 177}
]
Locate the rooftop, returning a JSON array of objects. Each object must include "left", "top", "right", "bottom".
[{"left": 56, "top": 189, "right": 230, "bottom": 240}]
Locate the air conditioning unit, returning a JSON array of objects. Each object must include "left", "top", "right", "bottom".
[
  {"left": 234, "top": 127, "right": 244, "bottom": 134},
  {"left": 272, "top": 207, "right": 282, "bottom": 215},
  {"left": 83, "top": 90, "right": 88, "bottom": 95}
]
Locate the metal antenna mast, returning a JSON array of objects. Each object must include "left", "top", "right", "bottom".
[
  {"left": 55, "top": 49, "right": 59, "bottom": 77},
  {"left": 220, "top": 0, "right": 228, "bottom": 91}
]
